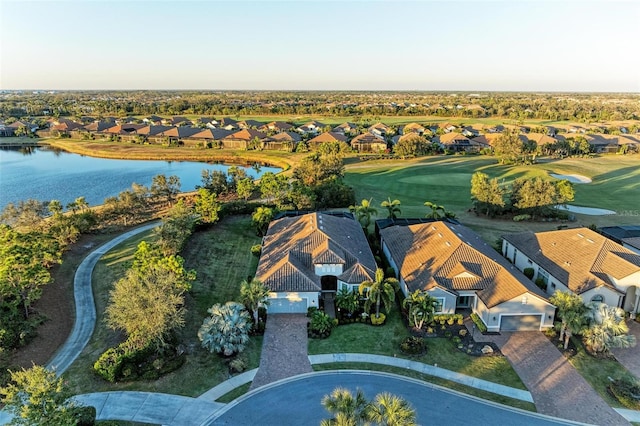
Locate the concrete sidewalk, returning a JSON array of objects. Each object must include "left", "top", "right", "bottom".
[
  {"left": 74, "top": 391, "right": 223, "bottom": 425},
  {"left": 47, "top": 222, "right": 159, "bottom": 375}
]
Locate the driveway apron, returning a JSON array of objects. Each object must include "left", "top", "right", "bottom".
[
  {"left": 495, "top": 331, "right": 629, "bottom": 425},
  {"left": 250, "top": 314, "right": 312, "bottom": 390}
]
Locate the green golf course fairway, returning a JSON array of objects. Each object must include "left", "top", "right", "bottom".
[{"left": 344, "top": 154, "right": 640, "bottom": 235}]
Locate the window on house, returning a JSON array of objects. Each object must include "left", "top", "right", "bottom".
[
  {"left": 537, "top": 268, "right": 549, "bottom": 285},
  {"left": 591, "top": 294, "right": 605, "bottom": 303},
  {"left": 434, "top": 297, "right": 445, "bottom": 313}
]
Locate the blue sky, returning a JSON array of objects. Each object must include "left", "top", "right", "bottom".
[{"left": 1, "top": 0, "right": 639, "bottom": 91}]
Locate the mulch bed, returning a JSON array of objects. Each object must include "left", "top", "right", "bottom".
[{"left": 409, "top": 323, "right": 502, "bottom": 357}]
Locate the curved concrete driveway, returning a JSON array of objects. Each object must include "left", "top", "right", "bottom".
[
  {"left": 47, "top": 222, "right": 159, "bottom": 374},
  {"left": 205, "top": 371, "right": 580, "bottom": 426}
]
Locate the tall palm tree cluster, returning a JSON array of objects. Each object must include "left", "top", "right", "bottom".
[
  {"left": 321, "top": 387, "right": 417, "bottom": 426},
  {"left": 549, "top": 291, "right": 636, "bottom": 354}
]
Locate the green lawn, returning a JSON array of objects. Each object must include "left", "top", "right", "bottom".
[
  {"left": 65, "top": 215, "right": 262, "bottom": 397},
  {"left": 309, "top": 309, "right": 527, "bottom": 395},
  {"left": 567, "top": 337, "right": 634, "bottom": 408},
  {"left": 344, "top": 154, "right": 640, "bottom": 243}
]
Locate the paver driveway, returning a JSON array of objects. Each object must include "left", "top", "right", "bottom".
[
  {"left": 250, "top": 314, "right": 312, "bottom": 390},
  {"left": 494, "top": 331, "right": 629, "bottom": 425}
]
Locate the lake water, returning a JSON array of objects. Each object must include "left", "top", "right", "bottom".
[{"left": 0, "top": 145, "right": 280, "bottom": 211}]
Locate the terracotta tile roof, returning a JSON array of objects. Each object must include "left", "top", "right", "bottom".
[
  {"left": 437, "top": 133, "right": 470, "bottom": 144},
  {"left": 256, "top": 213, "right": 377, "bottom": 293},
  {"left": 351, "top": 133, "right": 385, "bottom": 144},
  {"left": 524, "top": 133, "right": 557, "bottom": 145},
  {"left": 136, "top": 125, "right": 174, "bottom": 136},
  {"left": 502, "top": 228, "right": 640, "bottom": 295},
  {"left": 265, "top": 131, "right": 301, "bottom": 143},
  {"left": 308, "top": 131, "right": 348, "bottom": 144},
  {"left": 224, "top": 129, "right": 267, "bottom": 141},
  {"left": 381, "top": 221, "right": 549, "bottom": 308}
]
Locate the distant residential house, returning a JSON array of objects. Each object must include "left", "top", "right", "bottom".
[
  {"left": 222, "top": 128, "right": 267, "bottom": 149},
  {"left": 486, "top": 125, "right": 505, "bottom": 133},
  {"left": 187, "top": 128, "right": 232, "bottom": 148},
  {"left": 436, "top": 133, "right": 477, "bottom": 152},
  {"left": 50, "top": 118, "right": 84, "bottom": 132},
  {"left": 307, "top": 131, "right": 348, "bottom": 150},
  {"left": 84, "top": 121, "right": 116, "bottom": 133},
  {"left": 332, "top": 122, "right": 359, "bottom": 136},
  {"left": 400, "top": 122, "right": 425, "bottom": 136},
  {"left": 238, "top": 119, "right": 265, "bottom": 129},
  {"left": 439, "top": 123, "right": 457, "bottom": 133},
  {"left": 256, "top": 212, "right": 376, "bottom": 313},
  {"left": 461, "top": 127, "right": 480, "bottom": 138},
  {"left": 159, "top": 126, "right": 202, "bottom": 144},
  {"left": 380, "top": 220, "right": 554, "bottom": 331},
  {"left": 259, "top": 121, "right": 294, "bottom": 133},
  {"left": 219, "top": 117, "right": 240, "bottom": 131},
  {"left": 545, "top": 126, "right": 557, "bottom": 136},
  {"left": 600, "top": 226, "right": 640, "bottom": 256},
  {"left": 8, "top": 120, "right": 39, "bottom": 133},
  {"left": 195, "top": 117, "right": 218, "bottom": 128},
  {"left": 262, "top": 131, "right": 300, "bottom": 151},
  {"left": 502, "top": 228, "right": 640, "bottom": 316},
  {"left": 368, "top": 122, "right": 392, "bottom": 138},
  {"left": 136, "top": 125, "right": 175, "bottom": 139},
  {"left": 162, "top": 116, "right": 192, "bottom": 127},
  {"left": 470, "top": 134, "right": 500, "bottom": 149},
  {"left": 523, "top": 133, "right": 558, "bottom": 148},
  {"left": 568, "top": 134, "right": 640, "bottom": 154},
  {"left": 350, "top": 133, "right": 387, "bottom": 153},
  {"left": 296, "top": 121, "right": 326, "bottom": 136},
  {"left": 103, "top": 123, "right": 146, "bottom": 135},
  {"left": 143, "top": 115, "right": 164, "bottom": 125}
]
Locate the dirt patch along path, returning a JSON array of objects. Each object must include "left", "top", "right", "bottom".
[
  {"left": 8, "top": 233, "right": 113, "bottom": 369},
  {"left": 250, "top": 314, "right": 312, "bottom": 390}
]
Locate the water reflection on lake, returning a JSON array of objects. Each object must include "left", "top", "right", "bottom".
[{"left": 0, "top": 145, "right": 280, "bottom": 211}]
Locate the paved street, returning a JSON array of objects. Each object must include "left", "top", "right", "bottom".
[{"left": 206, "top": 371, "right": 581, "bottom": 426}]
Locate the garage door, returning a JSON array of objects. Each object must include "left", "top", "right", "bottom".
[
  {"left": 267, "top": 298, "right": 308, "bottom": 314},
  {"left": 500, "top": 315, "right": 542, "bottom": 331}
]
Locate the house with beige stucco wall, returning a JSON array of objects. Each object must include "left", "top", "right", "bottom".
[
  {"left": 379, "top": 219, "right": 555, "bottom": 332},
  {"left": 502, "top": 227, "right": 640, "bottom": 317}
]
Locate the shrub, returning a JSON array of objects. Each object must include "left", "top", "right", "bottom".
[
  {"left": 371, "top": 313, "right": 386, "bottom": 326},
  {"left": 93, "top": 339, "right": 152, "bottom": 383},
  {"left": 470, "top": 313, "right": 487, "bottom": 333},
  {"left": 452, "top": 336, "right": 461, "bottom": 344},
  {"left": 609, "top": 376, "right": 640, "bottom": 409},
  {"left": 447, "top": 317, "right": 455, "bottom": 326},
  {"left": 459, "top": 329, "right": 468, "bottom": 337},
  {"left": 523, "top": 267, "right": 535, "bottom": 279},
  {"left": 307, "top": 307, "right": 318, "bottom": 317},
  {"left": 444, "top": 331, "right": 452, "bottom": 338},
  {"left": 513, "top": 214, "right": 531, "bottom": 222},
  {"left": 400, "top": 336, "right": 427, "bottom": 355},
  {"left": 309, "top": 311, "right": 337, "bottom": 338},
  {"left": 250, "top": 244, "right": 262, "bottom": 257},
  {"left": 229, "top": 357, "right": 247, "bottom": 374},
  {"left": 535, "top": 278, "right": 548, "bottom": 291},
  {"left": 73, "top": 406, "right": 97, "bottom": 426}
]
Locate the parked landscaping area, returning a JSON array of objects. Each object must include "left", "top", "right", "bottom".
[{"left": 64, "top": 215, "right": 263, "bottom": 397}]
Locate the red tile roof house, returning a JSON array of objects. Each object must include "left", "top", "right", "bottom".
[
  {"left": 350, "top": 133, "right": 387, "bottom": 153},
  {"left": 306, "top": 131, "right": 349, "bottom": 150},
  {"left": 381, "top": 220, "right": 555, "bottom": 331},
  {"left": 262, "top": 131, "right": 301, "bottom": 151},
  {"left": 221, "top": 129, "right": 267, "bottom": 149},
  {"left": 502, "top": 227, "right": 640, "bottom": 318},
  {"left": 255, "top": 212, "right": 377, "bottom": 313}
]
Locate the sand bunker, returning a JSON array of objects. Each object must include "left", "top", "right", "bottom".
[
  {"left": 556, "top": 205, "right": 616, "bottom": 216},
  {"left": 550, "top": 173, "right": 592, "bottom": 184}
]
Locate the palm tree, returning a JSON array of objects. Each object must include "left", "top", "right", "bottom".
[
  {"left": 424, "top": 201, "right": 445, "bottom": 219},
  {"left": 380, "top": 198, "right": 401, "bottom": 219},
  {"left": 582, "top": 302, "right": 636, "bottom": 354},
  {"left": 239, "top": 278, "right": 270, "bottom": 325},
  {"left": 549, "top": 291, "right": 585, "bottom": 342},
  {"left": 349, "top": 198, "right": 378, "bottom": 231},
  {"left": 562, "top": 308, "right": 586, "bottom": 349},
  {"left": 198, "top": 302, "right": 252, "bottom": 356},
  {"left": 402, "top": 289, "right": 438, "bottom": 329},
  {"left": 359, "top": 268, "right": 399, "bottom": 319},
  {"left": 74, "top": 196, "right": 89, "bottom": 213},
  {"left": 367, "top": 392, "right": 417, "bottom": 426},
  {"left": 321, "top": 387, "right": 369, "bottom": 426}
]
